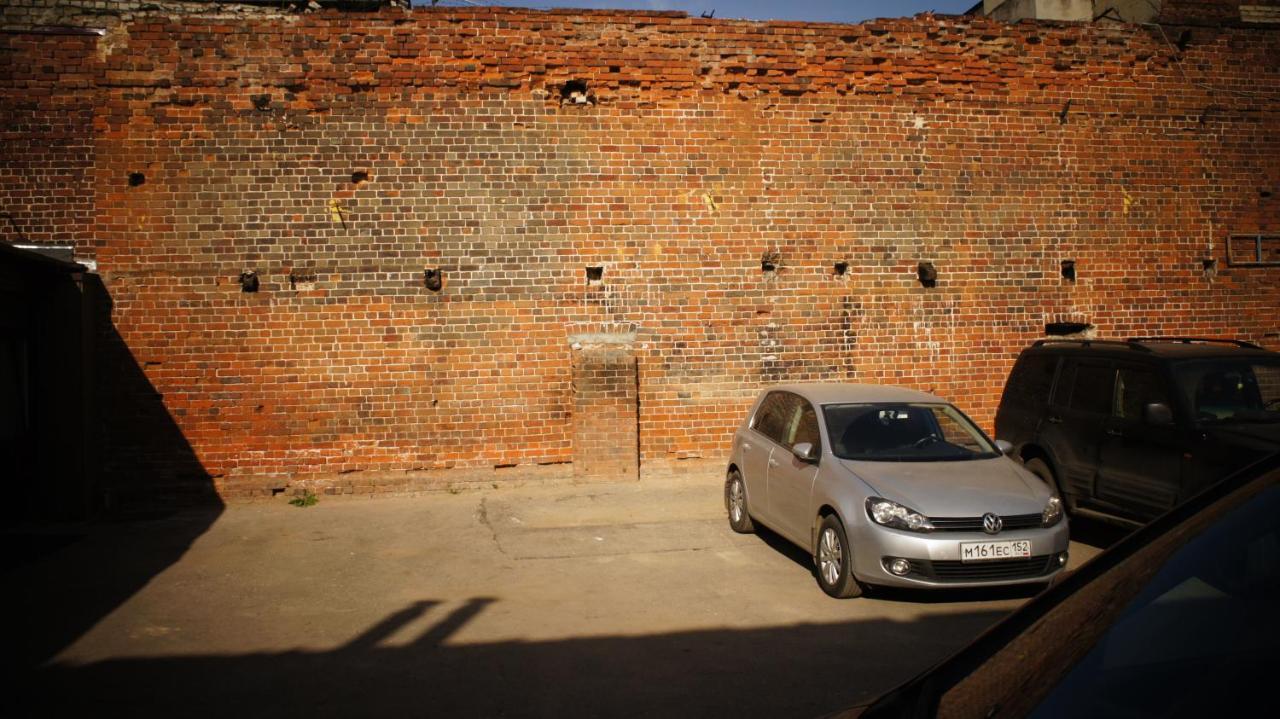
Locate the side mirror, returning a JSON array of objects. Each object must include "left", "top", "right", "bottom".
[
  {"left": 1144, "top": 402, "right": 1175, "bottom": 426},
  {"left": 995, "top": 439, "right": 1013, "bottom": 456},
  {"left": 792, "top": 442, "right": 819, "bottom": 462}
]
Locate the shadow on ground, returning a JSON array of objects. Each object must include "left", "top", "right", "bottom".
[
  {"left": 17, "top": 597, "right": 1008, "bottom": 719},
  {"left": 3, "top": 279, "right": 222, "bottom": 678}
]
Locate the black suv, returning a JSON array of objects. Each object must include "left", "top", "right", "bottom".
[{"left": 995, "top": 337, "right": 1280, "bottom": 525}]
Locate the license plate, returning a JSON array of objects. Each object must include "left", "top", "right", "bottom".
[{"left": 960, "top": 540, "right": 1032, "bottom": 562}]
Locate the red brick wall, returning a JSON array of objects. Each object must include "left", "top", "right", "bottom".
[{"left": 3, "top": 4, "right": 1279, "bottom": 500}]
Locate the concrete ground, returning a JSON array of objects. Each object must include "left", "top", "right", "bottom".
[{"left": 5, "top": 476, "right": 1122, "bottom": 718}]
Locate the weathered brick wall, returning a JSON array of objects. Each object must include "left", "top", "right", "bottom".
[
  {"left": 0, "top": 31, "right": 97, "bottom": 246},
  {"left": 2, "top": 3, "right": 1278, "bottom": 500}
]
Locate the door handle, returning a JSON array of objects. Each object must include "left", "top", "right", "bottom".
[
  {"left": 742, "top": 442, "right": 752, "bottom": 451},
  {"left": 768, "top": 458, "right": 779, "bottom": 467},
  {"left": 1106, "top": 428, "right": 1122, "bottom": 437},
  {"left": 1047, "top": 416, "right": 1063, "bottom": 424}
]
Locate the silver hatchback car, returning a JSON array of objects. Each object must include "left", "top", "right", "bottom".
[{"left": 725, "top": 384, "right": 1069, "bottom": 597}]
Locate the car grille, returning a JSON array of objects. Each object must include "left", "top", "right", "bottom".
[
  {"left": 927, "top": 513, "right": 1043, "bottom": 532},
  {"left": 907, "top": 555, "right": 1056, "bottom": 582}
]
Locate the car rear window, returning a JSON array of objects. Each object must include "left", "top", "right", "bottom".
[{"left": 1003, "top": 354, "right": 1058, "bottom": 408}]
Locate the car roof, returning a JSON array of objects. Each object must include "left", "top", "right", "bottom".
[
  {"left": 765, "top": 383, "right": 943, "bottom": 405},
  {"left": 1025, "top": 338, "right": 1279, "bottom": 361}
]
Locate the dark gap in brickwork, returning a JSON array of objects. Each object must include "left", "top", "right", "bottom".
[
  {"left": 239, "top": 271, "right": 259, "bottom": 293},
  {"left": 559, "top": 80, "right": 591, "bottom": 105},
  {"left": 1202, "top": 257, "right": 1218, "bottom": 277},
  {"left": 423, "top": 268, "right": 443, "bottom": 292},
  {"left": 833, "top": 261, "right": 849, "bottom": 276},
  {"left": 1060, "top": 259, "right": 1076, "bottom": 282},
  {"left": 351, "top": 170, "right": 369, "bottom": 185},
  {"left": 128, "top": 172, "right": 145, "bottom": 187},
  {"left": 917, "top": 261, "right": 937, "bottom": 288},
  {"left": 1045, "top": 322, "right": 1093, "bottom": 336},
  {"left": 761, "top": 251, "right": 780, "bottom": 273},
  {"left": 585, "top": 266, "right": 603, "bottom": 283}
]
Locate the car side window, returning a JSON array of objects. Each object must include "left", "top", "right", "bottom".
[
  {"left": 751, "top": 392, "right": 794, "bottom": 445},
  {"left": 1070, "top": 363, "right": 1116, "bottom": 416},
  {"left": 790, "top": 400, "right": 822, "bottom": 453},
  {"left": 1114, "top": 367, "right": 1170, "bottom": 422}
]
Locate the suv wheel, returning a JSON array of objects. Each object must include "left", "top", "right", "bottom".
[{"left": 1025, "top": 458, "right": 1063, "bottom": 499}]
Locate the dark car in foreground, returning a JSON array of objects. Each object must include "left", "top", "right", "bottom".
[
  {"left": 995, "top": 337, "right": 1280, "bottom": 525},
  {"left": 845, "top": 450, "right": 1280, "bottom": 719}
]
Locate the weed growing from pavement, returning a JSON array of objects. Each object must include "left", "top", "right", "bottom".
[{"left": 289, "top": 491, "right": 318, "bottom": 508}]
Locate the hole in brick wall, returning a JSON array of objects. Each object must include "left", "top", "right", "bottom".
[
  {"left": 559, "top": 79, "right": 591, "bottom": 105},
  {"left": 128, "top": 172, "right": 146, "bottom": 187},
  {"left": 916, "top": 261, "right": 937, "bottom": 288},
  {"left": 833, "top": 261, "right": 849, "bottom": 276},
  {"left": 251, "top": 93, "right": 272, "bottom": 111},
  {"left": 1202, "top": 257, "right": 1218, "bottom": 277},
  {"left": 585, "top": 266, "right": 604, "bottom": 283},
  {"left": 1045, "top": 321, "right": 1093, "bottom": 336},
  {"left": 239, "top": 271, "right": 259, "bottom": 293},
  {"left": 351, "top": 170, "right": 369, "bottom": 185},
  {"left": 761, "top": 251, "right": 781, "bottom": 273},
  {"left": 423, "top": 268, "right": 443, "bottom": 292},
  {"left": 1263, "top": 189, "right": 1274, "bottom": 199},
  {"left": 1060, "top": 259, "right": 1077, "bottom": 282}
]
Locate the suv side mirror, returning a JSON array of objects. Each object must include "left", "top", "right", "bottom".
[
  {"left": 995, "top": 439, "right": 1014, "bottom": 455},
  {"left": 1144, "top": 402, "right": 1175, "bottom": 426},
  {"left": 792, "top": 442, "right": 819, "bottom": 462}
]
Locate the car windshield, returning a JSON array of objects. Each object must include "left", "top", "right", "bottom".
[
  {"left": 822, "top": 402, "right": 999, "bottom": 462},
  {"left": 1173, "top": 359, "right": 1280, "bottom": 424}
]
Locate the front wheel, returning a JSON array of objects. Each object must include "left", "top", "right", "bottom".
[
  {"left": 725, "top": 470, "right": 755, "bottom": 534},
  {"left": 815, "top": 515, "right": 863, "bottom": 598}
]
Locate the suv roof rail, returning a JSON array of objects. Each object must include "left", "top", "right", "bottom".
[
  {"left": 1030, "top": 339, "right": 1154, "bottom": 352},
  {"left": 1126, "top": 337, "right": 1264, "bottom": 350}
]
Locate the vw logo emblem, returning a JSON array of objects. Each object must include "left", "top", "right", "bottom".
[{"left": 982, "top": 513, "right": 1003, "bottom": 535}]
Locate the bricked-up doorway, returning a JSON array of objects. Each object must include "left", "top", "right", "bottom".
[{"left": 570, "top": 332, "right": 639, "bottom": 481}]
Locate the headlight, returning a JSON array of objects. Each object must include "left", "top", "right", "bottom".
[
  {"left": 1042, "top": 496, "right": 1063, "bottom": 527},
  {"left": 865, "top": 497, "right": 934, "bottom": 533}
]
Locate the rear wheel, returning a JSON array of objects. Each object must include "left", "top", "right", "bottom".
[
  {"left": 725, "top": 470, "right": 755, "bottom": 533},
  {"left": 815, "top": 515, "right": 863, "bottom": 598}
]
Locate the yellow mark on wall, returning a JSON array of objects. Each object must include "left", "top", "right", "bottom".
[{"left": 329, "top": 200, "right": 347, "bottom": 228}]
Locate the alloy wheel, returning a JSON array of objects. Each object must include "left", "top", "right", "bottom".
[{"left": 819, "top": 527, "right": 843, "bottom": 586}]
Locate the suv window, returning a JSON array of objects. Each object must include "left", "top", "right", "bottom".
[
  {"left": 1070, "top": 363, "right": 1116, "bottom": 416},
  {"left": 752, "top": 392, "right": 796, "bottom": 445},
  {"left": 1004, "top": 354, "right": 1058, "bottom": 408},
  {"left": 1174, "top": 359, "right": 1280, "bottom": 424},
  {"left": 1115, "top": 367, "right": 1171, "bottom": 422}
]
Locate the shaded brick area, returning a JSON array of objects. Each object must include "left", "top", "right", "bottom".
[{"left": 1, "top": 2, "right": 1278, "bottom": 501}]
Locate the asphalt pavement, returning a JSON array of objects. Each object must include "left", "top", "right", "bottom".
[{"left": 5, "top": 475, "right": 1118, "bottom": 718}]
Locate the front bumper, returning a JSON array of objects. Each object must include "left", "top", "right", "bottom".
[{"left": 847, "top": 519, "right": 1070, "bottom": 589}]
